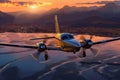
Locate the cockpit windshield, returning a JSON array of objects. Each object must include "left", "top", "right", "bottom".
[{"left": 61, "top": 34, "right": 74, "bottom": 40}]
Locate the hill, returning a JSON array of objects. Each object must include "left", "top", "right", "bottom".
[
  {"left": 33, "top": 3, "right": 120, "bottom": 27},
  {"left": 0, "top": 11, "right": 14, "bottom": 24},
  {"left": 0, "top": 2, "right": 120, "bottom": 37},
  {"left": 7, "top": 2, "right": 120, "bottom": 28}
]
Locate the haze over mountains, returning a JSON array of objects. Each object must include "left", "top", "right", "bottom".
[
  {"left": 0, "top": 11, "right": 14, "bottom": 25},
  {"left": 33, "top": 2, "right": 120, "bottom": 27},
  {"left": 0, "top": 2, "right": 120, "bottom": 37},
  {"left": 0, "top": 2, "right": 120, "bottom": 28}
]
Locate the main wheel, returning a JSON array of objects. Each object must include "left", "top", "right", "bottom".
[{"left": 83, "top": 51, "right": 86, "bottom": 57}]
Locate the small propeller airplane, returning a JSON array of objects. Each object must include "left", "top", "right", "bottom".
[{"left": 0, "top": 15, "right": 120, "bottom": 61}]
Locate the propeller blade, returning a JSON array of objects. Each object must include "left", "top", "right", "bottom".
[
  {"left": 43, "top": 39, "right": 47, "bottom": 43},
  {"left": 90, "top": 48, "right": 99, "bottom": 56},
  {"left": 43, "top": 35, "right": 48, "bottom": 43},
  {"left": 90, "top": 35, "right": 93, "bottom": 40},
  {"left": 31, "top": 52, "right": 41, "bottom": 60},
  {"left": 44, "top": 50, "right": 48, "bottom": 60},
  {"left": 80, "top": 35, "right": 85, "bottom": 40}
]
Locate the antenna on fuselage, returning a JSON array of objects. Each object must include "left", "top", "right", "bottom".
[{"left": 55, "top": 15, "right": 60, "bottom": 34}]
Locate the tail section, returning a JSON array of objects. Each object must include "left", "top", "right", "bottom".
[{"left": 55, "top": 15, "right": 60, "bottom": 33}]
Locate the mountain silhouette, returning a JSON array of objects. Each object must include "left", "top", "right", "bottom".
[
  {"left": 0, "top": 11, "right": 14, "bottom": 24},
  {"left": 2, "top": 2, "right": 120, "bottom": 28},
  {"left": 32, "top": 3, "right": 120, "bottom": 27}
]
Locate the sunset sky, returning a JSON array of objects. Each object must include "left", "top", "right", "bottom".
[{"left": 0, "top": 0, "right": 118, "bottom": 12}]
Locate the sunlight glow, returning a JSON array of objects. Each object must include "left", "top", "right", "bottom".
[{"left": 30, "top": 5, "right": 37, "bottom": 9}]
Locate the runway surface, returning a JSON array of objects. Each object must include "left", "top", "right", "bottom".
[{"left": 0, "top": 32, "right": 120, "bottom": 80}]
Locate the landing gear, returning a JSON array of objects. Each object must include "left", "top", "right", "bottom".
[
  {"left": 78, "top": 48, "right": 86, "bottom": 57},
  {"left": 83, "top": 51, "right": 86, "bottom": 57},
  {"left": 45, "top": 53, "right": 48, "bottom": 60},
  {"left": 73, "top": 50, "right": 76, "bottom": 54}
]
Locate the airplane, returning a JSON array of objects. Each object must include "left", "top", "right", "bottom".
[{"left": 0, "top": 15, "right": 120, "bottom": 61}]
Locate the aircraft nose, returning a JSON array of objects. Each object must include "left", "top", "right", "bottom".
[
  {"left": 65, "top": 39, "right": 81, "bottom": 47},
  {"left": 72, "top": 42, "right": 81, "bottom": 47}
]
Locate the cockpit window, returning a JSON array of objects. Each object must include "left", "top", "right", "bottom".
[
  {"left": 69, "top": 35, "right": 74, "bottom": 39},
  {"left": 61, "top": 34, "right": 74, "bottom": 40},
  {"left": 61, "top": 36, "right": 68, "bottom": 40}
]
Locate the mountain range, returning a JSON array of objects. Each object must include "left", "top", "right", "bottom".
[
  {"left": 33, "top": 3, "right": 120, "bottom": 27},
  {"left": 0, "top": 2, "right": 120, "bottom": 28},
  {"left": 0, "top": 11, "right": 14, "bottom": 25}
]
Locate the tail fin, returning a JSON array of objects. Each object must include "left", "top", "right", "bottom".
[{"left": 55, "top": 15, "right": 60, "bottom": 33}]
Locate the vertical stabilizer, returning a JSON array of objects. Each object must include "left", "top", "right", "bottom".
[{"left": 55, "top": 15, "right": 60, "bottom": 33}]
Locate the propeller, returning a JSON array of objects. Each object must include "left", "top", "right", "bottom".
[
  {"left": 31, "top": 52, "right": 41, "bottom": 60},
  {"left": 31, "top": 35, "right": 49, "bottom": 61},
  {"left": 43, "top": 35, "right": 48, "bottom": 43},
  {"left": 80, "top": 35, "right": 85, "bottom": 41},
  {"left": 79, "top": 35, "right": 99, "bottom": 57},
  {"left": 90, "top": 35, "right": 93, "bottom": 40},
  {"left": 90, "top": 48, "right": 99, "bottom": 56}
]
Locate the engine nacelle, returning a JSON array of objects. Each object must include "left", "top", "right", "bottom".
[
  {"left": 36, "top": 42, "right": 46, "bottom": 52},
  {"left": 81, "top": 40, "right": 93, "bottom": 49}
]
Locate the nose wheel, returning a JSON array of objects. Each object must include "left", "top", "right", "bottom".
[{"left": 73, "top": 51, "right": 76, "bottom": 54}]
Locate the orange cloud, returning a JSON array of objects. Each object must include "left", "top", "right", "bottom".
[
  {"left": 76, "top": 0, "right": 119, "bottom": 5},
  {"left": 0, "top": 0, "right": 119, "bottom": 12},
  {"left": 75, "top": 0, "right": 120, "bottom": 7},
  {"left": 0, "top": 0, "right": 52, "bottom": 7}
]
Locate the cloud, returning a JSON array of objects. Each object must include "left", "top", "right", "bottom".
[
  {"left": 0, "top": 0, "right": 52, "bottom": 7},
  {"left": 76, "top": 0, "right": 120, "bottom": 5},
  {"left": 0, "top": 0, "right": 10, "bottom": 2}
]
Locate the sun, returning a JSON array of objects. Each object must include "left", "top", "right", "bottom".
[
  {"left": 28, "top": 5, "right": 39, "bottom": 13},
  {"left": 30, "top": 5, "right": 37, "bottom": 9}
]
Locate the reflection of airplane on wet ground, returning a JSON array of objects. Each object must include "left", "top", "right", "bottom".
[{"left": 0, "top": 15, "right": 120, "bottom": 61}]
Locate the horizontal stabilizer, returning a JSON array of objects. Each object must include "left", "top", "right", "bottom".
[{"left": 30, "top": 37, "right": 56, "bottom": 40}]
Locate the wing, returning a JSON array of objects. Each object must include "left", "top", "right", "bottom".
[
  {"left": 47, "top": 46, "right": 63, "bottom": 51},
  {"left": 0, "top": 43, "right": 63, "bottom": 51},
  {"left": 93, "top": 37, "right": 120, "bottom": 45},
  {"left": 0, "top": 43, "right": 37, "bottom": 49}
]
